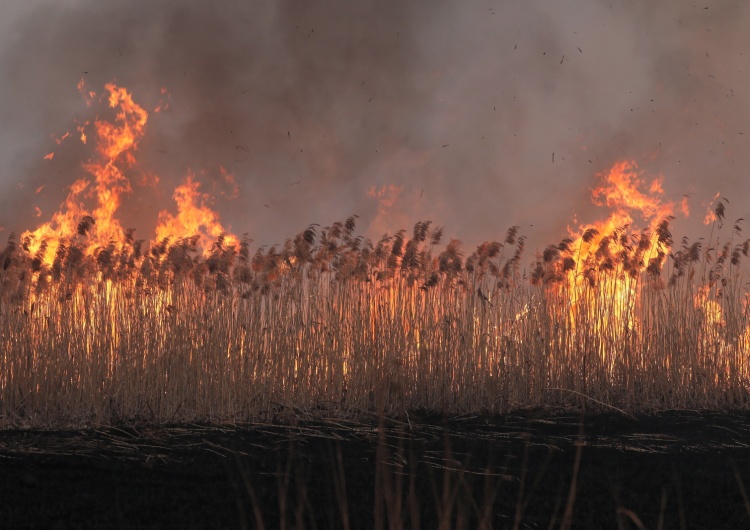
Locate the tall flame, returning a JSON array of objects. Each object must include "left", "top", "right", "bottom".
[
  {"left": 548, "top": 161, "right": 680, "bottom": 344},
  {"left": 21, "top": 81, "right": 236, "bottom": 266},
  {"left": 569, "top": 160, "right": 676, "bottom": 273}
]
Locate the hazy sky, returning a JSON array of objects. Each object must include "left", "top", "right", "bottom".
[{"left": 1, "top": 0, "right": 749, "bottom": 251}]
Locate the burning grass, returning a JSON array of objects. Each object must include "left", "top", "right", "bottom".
[
  {"left": 2, "top": 206, "right": 750, "bottom": 428},
  {"left": 2, "top": 82, "right": 750, "bottom": 428}
]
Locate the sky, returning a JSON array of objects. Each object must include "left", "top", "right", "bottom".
[{"left": 1, "top": 0, "right": 749, "bottom": 252}]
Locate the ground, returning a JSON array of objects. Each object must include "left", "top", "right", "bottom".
[{"left": 2, "top": 409, "right": 750, "bottom": 529}]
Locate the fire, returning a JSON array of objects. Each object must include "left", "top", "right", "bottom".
[
  {"left": 679, "top": 196, "right": 690, "bottom": 217},
  {"left": 155, "top": 175, "right": 239, "bottom": 252},
  {"left": 4, "top": 124, "right": 750, "bottom": 423},
  {"left": 527, "top": 160, "right": 750, "bottom": 380},
  {"left": 703, "top": 192, "right": 722, "bottom": 225},
  {"left": 589, "top": 160, "right": 674, "bottom": 225},
  {"left": 77, "top": 77, "right": 97, "bottom": 107},
  {"left": 567, "top": 160, "right": 677, "bottom": 281},
  {"left": 54, "top": 131, "right": 72, "bottom": 145},
  {"left": 5, "top": 80, "right": 750, "bottom": 424},
  {"left": 21, "top": 82, "right": 236, "bottom": 268},
  {"left": 695, "top": 285, "right": 723, "bottom": 328},
  {"left": 530, "top": 161, "right": 681, "bottom": 352}
]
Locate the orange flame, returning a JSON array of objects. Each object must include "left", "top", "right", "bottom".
[
  {"left": 54, "top": 131, "right": 71, "bottom": 145},
  {"left": 695, "top": 285, "right": 723, "bottom": 328},
  {"left": 589, "top": 161, "right": 673, "bottom": 222},
  {"left": 155, "top": 174, "right": 238, "bottom": 253},
  {"left": 679, "top": 196, "right": 690, "bottom": 217},
  {"left": 561, "top": 161, "right": 678, "bottom": 337},
  {"left": 569, "top": 161, "right": 675, "bottom": 270},
  {"left": 703, "top": 192, "right": 721, "bottom": 225},
  {"left": 77, "top": 77, "right": 97, "bottom": 107},
  {"left": 21, "top": 82, "right": 236, "bottom": 266}
]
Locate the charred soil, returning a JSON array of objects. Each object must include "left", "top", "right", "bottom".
[{"left": 2, "top": 410, "right": 750, "bottom": 529}]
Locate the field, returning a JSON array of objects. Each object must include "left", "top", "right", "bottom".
[
  {"left": 2, "top": 83, "right": 750, "bottom": 528},
  {"left": 4, "top": 83, "right": 749, "bottom": 427},
  {"left": 3, "top": 207, "right": 750, "bottom": 428},
  {"left": 3, "top": 212, "right": 750, "bottom": 528}
]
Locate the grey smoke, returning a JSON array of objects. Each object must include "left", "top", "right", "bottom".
[{"left": 1, "top": 0, "right": 749, "bottom": 252}]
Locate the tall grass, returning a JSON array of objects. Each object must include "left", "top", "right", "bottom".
[{"left": 1, "top": 213, "right": 749, "bottom": 428}]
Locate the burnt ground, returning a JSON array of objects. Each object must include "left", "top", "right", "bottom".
[{"left": 2, "top": 409, "right": 750, "bottom": 529}]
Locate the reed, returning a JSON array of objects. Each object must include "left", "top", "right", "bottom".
[{"left": 1, "top": 210, "right": 749, "bottom": 428}]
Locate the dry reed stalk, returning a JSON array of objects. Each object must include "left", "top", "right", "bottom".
[{"left": 1, "top": 215, "right": 750, "bottom": 428}]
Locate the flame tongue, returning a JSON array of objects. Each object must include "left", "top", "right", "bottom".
[
  {"left": 531, "top": 160, "right": 681, "bottom": 338},
  {"left": 84, "top": 83, "right": 148, "bottom": 248},
  {"left": 21, "top": 82, "right": 235, "bottom": 266},
  {"left": 568, "top": 160, "right": 676, "bottom": 279},
  {"left": 591, "top": 160, "right": 671, "bottom": 220},
  {"left": 155, "top": 175, "right": 239, "bottom": 252}
]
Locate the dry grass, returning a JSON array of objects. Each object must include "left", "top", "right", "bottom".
[{"left": 1, "top": 212, "right": 750, "bottom": 428}]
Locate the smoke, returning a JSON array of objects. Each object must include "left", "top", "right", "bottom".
[{"left": 1, "top": 0, "right": 749, "bottom": 251}]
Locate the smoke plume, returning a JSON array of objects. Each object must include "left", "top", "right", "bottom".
[{"left": 1, "top": 0, "right": 749, "bottom": 250}]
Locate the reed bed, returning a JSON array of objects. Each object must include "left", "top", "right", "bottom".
[{"left": 1, "top": 212, "right": 750, "bottom": 428}]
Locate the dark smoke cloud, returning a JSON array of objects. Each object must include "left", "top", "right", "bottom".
[{"left": 1, "top": 0, "right": 749, "bottom": 252}]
